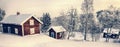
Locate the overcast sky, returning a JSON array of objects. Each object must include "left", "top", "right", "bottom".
[{"left": 0, "top": 0, "right": 120, "bottom": 18}]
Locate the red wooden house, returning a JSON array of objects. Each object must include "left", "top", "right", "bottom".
[
  {"left": 0, "top": 14, "right": 43, "bottom": 36},
  {"left": 48, "top": 26, "right": 66, "bottom": 39}
]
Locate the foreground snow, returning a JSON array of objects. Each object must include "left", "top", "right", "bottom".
[
  {"left": 0, "top": 33, "right": 56, "bottom": 47},
  {"left": 38, "top": 40, "right": 120, "bottom": 47},
  {"left": 0, "top": 32, "right": 119, "bottom": 47}
]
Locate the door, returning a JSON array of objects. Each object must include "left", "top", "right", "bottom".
[
  {"left": 3, "top": 27, "right": 8, "bottom": 33},
  {"left": 51, "top": 32, "right": 55, "bottom": 38},
  {"left": 8, "top": 27, "right": 11, "bottom": 33},
  {"left": 30, "top": 28, "right": 35, "bottom": 34},
  {"left": 15, "top": 28, "right": 18, "bottom": 34}
]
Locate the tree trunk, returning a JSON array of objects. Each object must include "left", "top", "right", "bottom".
[
  {"left": 67, "top": 31, "right": 70, "bottom": 39},
  {"left": 92, "top": 33, "right": 94, "bottom": 41},
  {"left": 106, "top": 28, "right": 109, "bottom": 42},
  {"left": 84, "top": 15, "right": 88, "bottom": 40}
]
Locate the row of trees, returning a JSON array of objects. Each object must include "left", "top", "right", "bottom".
[
  {"left": 44, "top": 0, "right": 99, "bottom": 41},
  {"left": 97, "top": 5, "right": 120, "bottom": 42},
  {"left": 40, "top": 0, "right": 120, "bottom": 42},
  {"left": 49, "top": 0, "right": 120, "bottom": 41}
]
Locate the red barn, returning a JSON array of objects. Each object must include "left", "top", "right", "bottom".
[
  {"left": 48, "top": 26, "right": 66, "bottom": 39},
  {"left": 0, "top": 14, "right": 43, "bottom": 36}
]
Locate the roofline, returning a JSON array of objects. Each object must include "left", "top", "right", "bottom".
[
  {"left": 0, "top": 22, "right": 21, "bottom": 25},
  {"left": 20, "top": 14, "right": 43, "bottom": 25},
  {"left": 47, "top": 26, "right": 66, "bottom": 33},
  {"left": 32, "top": 15, "right": 43, "bottom": 24}
]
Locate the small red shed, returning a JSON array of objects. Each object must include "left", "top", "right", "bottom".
[
  {"left": 1, "top": 14, "right": 43, "bottom": 36},
  {"left": 48, "top": 26, "right": 66, "bottom": 39}
]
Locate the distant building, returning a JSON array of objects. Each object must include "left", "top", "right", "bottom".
[
  {"left": 103, "top": 28, "right": 120, "bottom": 39},
  {"left": 0, "top": 14, "right": 43, "bottom": 36},
  {"left": 48, "top": 26, "right": 66, "bottom": 39}
]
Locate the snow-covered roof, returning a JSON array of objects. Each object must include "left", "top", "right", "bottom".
[
  {"left": 49, "top": 26, "right": 66, "bottom": 32},
  {"left": 103, "top": 28, "right": 120, "bottom": 34},
  {"left": 1, "top": 14, "right": 43, "bottom": 25}
]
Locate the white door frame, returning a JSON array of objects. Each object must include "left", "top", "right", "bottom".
[{"left": 30, "top": 28, "right": 35, "bottom": 34}]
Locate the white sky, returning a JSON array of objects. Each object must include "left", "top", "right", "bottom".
[{"left": 0, "top": 0, "right": 120, "bottom": 18}]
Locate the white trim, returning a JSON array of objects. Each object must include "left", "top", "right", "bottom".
[
  {"left": 20, "top": 15, "right": 33, "bottom": 25},
  {"left": 33, "top": 16, "right": 43, "bottom": 24},
  {"left": 1, "top": 14, "right": 43, "bottom": 25},
  {"left": 29, "top": 19, "right": 34, "bottom": 25},
  {"left": 1, "top": 24, "right": 3, "bottom": 33},
  {"left": 15, "top": 28, "right": 18, "bottom": 34},
  {"left": 39, "top": 24, "right": 41, "bottom": 34},
  {"left": 47, "top": 26, "right": 66, "bottom": 33},
  {"left": 20, "top": 15, "right": 43, "bottom": 25},
  {"left": 55, "top": 32, "right": 57, "bottom": 39},
  {"left": 30, "top": 28, "right": 35, "bottom": 34},
  {"left": 22, "top": 25, "right": 24, "bottom": 36}
]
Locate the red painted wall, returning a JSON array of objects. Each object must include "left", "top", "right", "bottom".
[{"left": 23, "top": 17, "right": 41, "bottom": 35}]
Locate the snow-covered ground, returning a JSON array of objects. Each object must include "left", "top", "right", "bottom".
[
  {"left": 0, "top": 32, "right": 120, "bottom": 47},
  {"left": 0, "top": 32, "right": 56, "bottom": 47},
  {"left": 38, "top": 40, "right": 120, "bottom": 47}
]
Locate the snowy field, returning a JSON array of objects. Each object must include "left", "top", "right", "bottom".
[
  {"left": 38, "top": 40, "right": 120, "bottom": 47},
  {"left": 0, "top": 32, "right": 120, "bottom": 47},
  {"left": 0, "top": 32, "right": 56, "bottom": 47}
]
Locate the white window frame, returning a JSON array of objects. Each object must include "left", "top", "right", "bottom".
[
  {"left": 59, "top": 33, "right": 62, "bottom": 37},
  {"left": 15, "top": 28, "right": 18, "bottom": 34},
  {"left": 30, "top": 19, "right": 34, "bottom": 25}
]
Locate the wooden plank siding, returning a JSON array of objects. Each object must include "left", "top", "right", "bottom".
[
  {"left": 23, "top": 17, "right": 40, "bottom": 35},
  {"left": 2, "top": 24, "right": 22, "bottom": 36},
  {"left": 57, "top": 32, "right": 64, "bottom": 39},
  {"left": 49, "top": 28, "right": 56, "bottom": 38},
  {"left": 49, "top": 28, "right": 65, "bottom": 39}
]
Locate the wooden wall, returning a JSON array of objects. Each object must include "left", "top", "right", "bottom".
[
  {"left": 2, "top": 24, "right": 22, "bottom": 36},
  {"left": 23, "top": 17, "right": 40, "bottom": 35}
]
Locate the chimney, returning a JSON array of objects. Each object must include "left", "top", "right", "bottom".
[{"left": 17, "top": 12, "right": 20, "bottom": 15}]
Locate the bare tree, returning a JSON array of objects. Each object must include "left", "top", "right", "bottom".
[
  {"left": 0, "top": 8, "right": 5, "bottom": 21},
  {"left": 81, "top": 0, "right": 94, "bottom": 40},
  {"left": 0, "top": 8, "right": 6, "bottom": 32},
  {"left": 67, "top": 8, "right": 78, "bottom": 39}
]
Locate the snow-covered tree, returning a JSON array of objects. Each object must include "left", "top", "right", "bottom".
[
  {"left": 67, "top": 8, "right": 79, "bottom": 39},
  {"left": 96, "top": 5, "right": 117, "bottom": 42},
  {"left": 41, "top": 13, "right": 51, "bottom": 32},
  {"left": 0, "top": 8, "right": 5, "bottom": 21},
  {"left": 0, "top": 8, "right": 5, "bottom": 32},
  {"left": 53, "top": 8, "right": 79, "bottom": 39},
  {"left": 81, "top": 0, "right": 94, "bottom": 40}
]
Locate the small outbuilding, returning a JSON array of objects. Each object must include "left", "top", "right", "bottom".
[
  {"left": 0, "top": 14, "right": 43, "bottom": 36},
  {"left": 48, "top": 26, "right": 66, "bottom": 39},
  {"left": 103, "top": 28, "right": 120, "bottom": 39}
]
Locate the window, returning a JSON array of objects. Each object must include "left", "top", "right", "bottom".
[
  {"left": 15, "top": 28, "right": 18, "bottom": 34},
  {"left": 59, "top": 33, "right": 62, "bottom": 37},
  {"left": 30, "top": 19, "right": 34, "bottom": 25},
  {"left": 30, "top": 28, "right": 35, "bottom": 34},
  {"left": 8, "top": 27, "right": 11, "bottom": 33}
]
